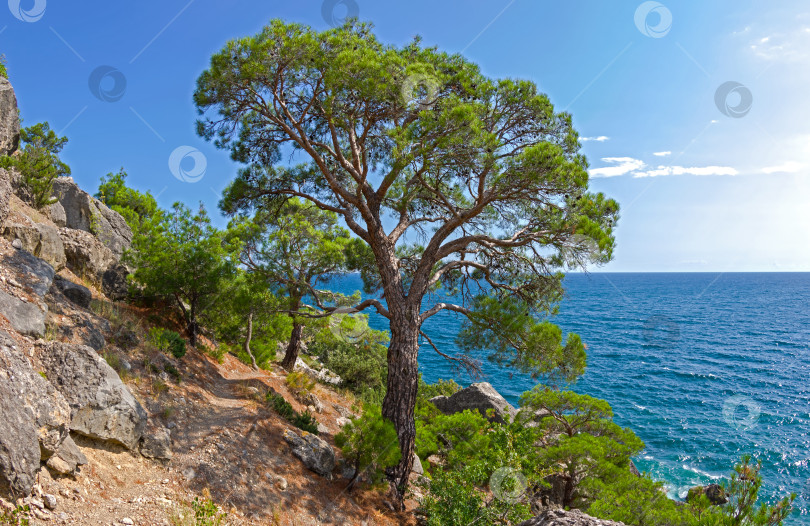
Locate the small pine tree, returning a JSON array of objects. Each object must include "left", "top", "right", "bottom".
[
  {"left": 335, "top": 405, "right": 401, "bottom": 491},
  {"left": 0, "top": 122, "right": 70, "bottom": 209}
]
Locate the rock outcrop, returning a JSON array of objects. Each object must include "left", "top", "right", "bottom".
[
  {"left": 32, "top": 341, "right": 147, "bottom": 450},
  {"left": 282, "top": 428, "right": 335, "bottom": 477},
  {"left": 59, "top": 227, "right": 117, "bottom": 284},
  {"left": 0, "top": 249, "right": 54, "bottom": 337},
  {"left": 0, "top": 168, "right": 12, "bottom": 229},
  {"left": 687, "top": 483, "right": 728, "bottom": 505},
  {"left": 518, "top": 509, "right": 627, "bottom": 526},
  {"left": 2, "top": 222, "right": 66, "bottom": 270},
  {"left": 0, "top": 78, "right": 19, "bottom": 156},
  {"left": 45, "top": 435, "right": 87, "bottom": 476},
  {"left": 51, "top": 178, "right": 132, "bottom": 259},
  {"left": 53, "top": 275, "right": 92, "bottom": 309},
  {"left": 0, "top": 331, "right": 71, "bottom": 494},
  {"left": 430, "top": 382, "right": 517, "bottom": 424}
]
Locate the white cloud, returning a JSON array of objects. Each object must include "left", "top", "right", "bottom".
[
  {"left": 653, "top": 151, "right": 672, "bottom": 157},
  {"left": 762, "top": 161, "right": 804, "bottom": 174},
  {"left": 589, "top": 157, "right": 646, "bottom": 178},
  {"left": 581, "top": 136, "right": 610, "bottom": 142},
  {"left": 633, "top": 165, "right": 739, "bottom": 178}
]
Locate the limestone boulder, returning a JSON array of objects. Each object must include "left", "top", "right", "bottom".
[
  {"left": 51, "top": 178, "right": 132, "bottom": 258},
  {"left": 0, "top": 78, "right": 19, "bottom": 156},
  {"left": 0, "top": 168, "right": 12, "bottom": 229},
  {"left": 45, "top": 435, "right": 87, "bottom": 476},
  {"left": 52, "top": 275, "right": 92, "bottom": 309},
  {"left": 59, "top": 227, "right": 116, "bottom": 284},
  {"left": 430, "top": 382, "right": 517, "bottom": 424},
  {"left": 2, "top": 223, "right": 66, "bottom": 270},
  {"left": 32, "top": 341, "right": 147, "bottom": 450},
  {"left": 283, "top": 428, "right": 335, "bottom": 477},
  {"left": 0, "top": 331, "right": 71, "bottom": 495},
  {"left": 518, "top": 509, "right": 626, "bottom": 526}
]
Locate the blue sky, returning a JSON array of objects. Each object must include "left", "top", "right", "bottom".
[{"left": 2, "top": 0, "right": 808, "bottom": 271}]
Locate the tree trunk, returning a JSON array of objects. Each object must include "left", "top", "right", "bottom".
[
  {"left": 381, "top": 310, "right": 420, "bottom": 505},
  {"left": 244, "top": 310, "right": 258, "bottom": 370},
  {"left": 281, "top": 320, "right": 304, "bottom": 370}
]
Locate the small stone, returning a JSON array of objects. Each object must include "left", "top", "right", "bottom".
[
  {"left": 121, "top": 518, "right": 135, "bottom": 525},
  {"left": 28, "top": 497, "right": 45, "bottom": 510},
  {"left": 274, "top": 475, "right": 288, "bottom": 491},
  {"left": 42, "top": 494, "right": 57, "bottom": 510},
  {"left": 11, "top": 238, "right": 22, "bottom": 249},
  {"left": 161, "top": 479, "right": 169, "bottom": 484}
]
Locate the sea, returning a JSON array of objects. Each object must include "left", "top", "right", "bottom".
[{"left": 328, "top": 272, "right": 810, "bottom": 524}]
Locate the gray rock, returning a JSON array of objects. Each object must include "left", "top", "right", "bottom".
[
  {"left": 687, "top": 483, "right": 728, "bottom": 505},
  {"left": 282, "top": 428, "right": 335, "bottom": 477},
  {"left": 430, "top": 382, "right": 517, "bottom": 424},
  {"left": 1, "top": 249, "right": 55, "bottom": 297},
  {"left": 518, "top": 509, "right": 626, "bottom": 526},
  {"left": 11, "top": 238, "right": 21, "bottom": 250},
  {"left": 102, "top": 264, "right": 129, "bottom": 301},
  {"left": 33, "top": 341, "right": 147, "bottom": 450},
  {"left": 59, "top": 227, "right": 116, "bottom": 284},
  {"left": 412, "top": 453, "right": 424, "bottom": 475},
  {"left": 42, "top": 493, "right": 57, "bottom": 510},
  {"left": 53, "top": 275, "right": 92, "bottom": 309},
  {"left": 0, "top": 168, "right": 12, "bottom": 229},
  {"left": 629, "top": 459, "right": 640, "bottom": 477},
  {"left": 0, "top": 289, "right": 47, "bottom": 337},
  {"left": 140, "top": 427, "right": 172, "bottom": 460},
  {"left": 0, "top": 331, "right": 70, "bottom": 495},
  {"left": 45, "top": 201, "right": 67, "bottom": 227},
  {"left": 46, "top": 435, "right": 87, "bottom": 475},
  {"left": 0, "top": 78, "right": 20, "bottom": 156},
  {"left": 1, "top": 223, "right": 66, "bottom": 271},
  {"left": 51, "top": 178, "right": 132, "bottom": 258}
]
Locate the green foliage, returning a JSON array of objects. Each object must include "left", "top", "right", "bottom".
[
  {"left": 418, "top": 463, "right": 533, "bottom": 526},
  {"left": 291, "top": 410, "right": 319, "bottom": 435},
  {"left": 190, "top": 495, "right": 226, "bottom": 526},
  {"left": 285, "top": 370, "right": 315, "bottom": 397},
  {"left": 95, "top": 169, "right": 161, "bottom": 232},
  {"left": 0, "top": 503, "right": 30, "bottom": 526},
  {"left": 0, "top": 55, "right": 7, "bottom": 79},
  {"left": 148, "top": 327, "right": 187, "bottom": 359},
  {"left": 334, "top": 405, "right": 401, "bottom": 489},
  {"left": 309, "top": 316, "right": 389, "bottom": 404},
  {"left": 267, "top": 392, "right": 295, "bottom": 420},
  {"left": 717, "top": 456, "right": 795, "bottom": 526},
  {"left": 125, "top": 202, "right": 240, "bottom": 346},
  {"left": 0, "top": 122, "right": 70, "bottom": 209},
  {"left": 266, "top": 392, "right": 318, "bottom": 434}
]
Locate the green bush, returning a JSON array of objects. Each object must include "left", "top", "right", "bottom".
[
  {"left": 0, "top": 55, "right": 7, "bottom": 79},
  {"left": 285, "top": 370, "right": 315, "bottom": 397},
  {"left": 266, "top": 392, "right": 318, "bottom": 434},
  {"left": 148, "top": 327, "right": 187, "bottom": 358},
  {"left": 0, "top": 503, "right": 30, "bottom": 525},
  {"left": 292, "top": 410, "right": 319, "bottom": 434},
  {"left": 335, "top": 405, "right": 401, "bottom": 490},
  {"left": 309, "top": 318, "right": 389, "bottom": 404},
  {"left": 0, "top": 122, "right": 70, "bottom": 209}
]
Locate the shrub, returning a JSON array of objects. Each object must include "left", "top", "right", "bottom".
[
  {"left": 148, "top": 327, "right": 187, "bottom": 358},
  {"left": 0, "top": 122, "right": 70, "bottom": 209},
  {"left": 266, "top": 392, "right": 319, "bottom": 434},
  {"left": 292, "top": 410, "right": 319, "bottom": 434},
  {"left": 334, "top": 405, "right": 401, "bottom": 490},
  {"left": 0, "top": 503, "right": 30, "bottom": 525},
  {"left": 285, "top": 370, "right": 315, "bottom": 397},
  {"left": 0, "top": 55, "right": 7, "bottom": 79}
]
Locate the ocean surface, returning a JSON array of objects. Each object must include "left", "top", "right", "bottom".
[{"left": 328, "top": 272, "right": 810, "bottom": 524}]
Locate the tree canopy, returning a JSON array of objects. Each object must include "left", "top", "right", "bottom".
[{"left": 195, "top": 18, "right": 619, "bottom": 497}]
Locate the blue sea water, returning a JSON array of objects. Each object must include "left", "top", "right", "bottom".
[{"left": 328, "top": 272, "right": 810, "bottom": 524}]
